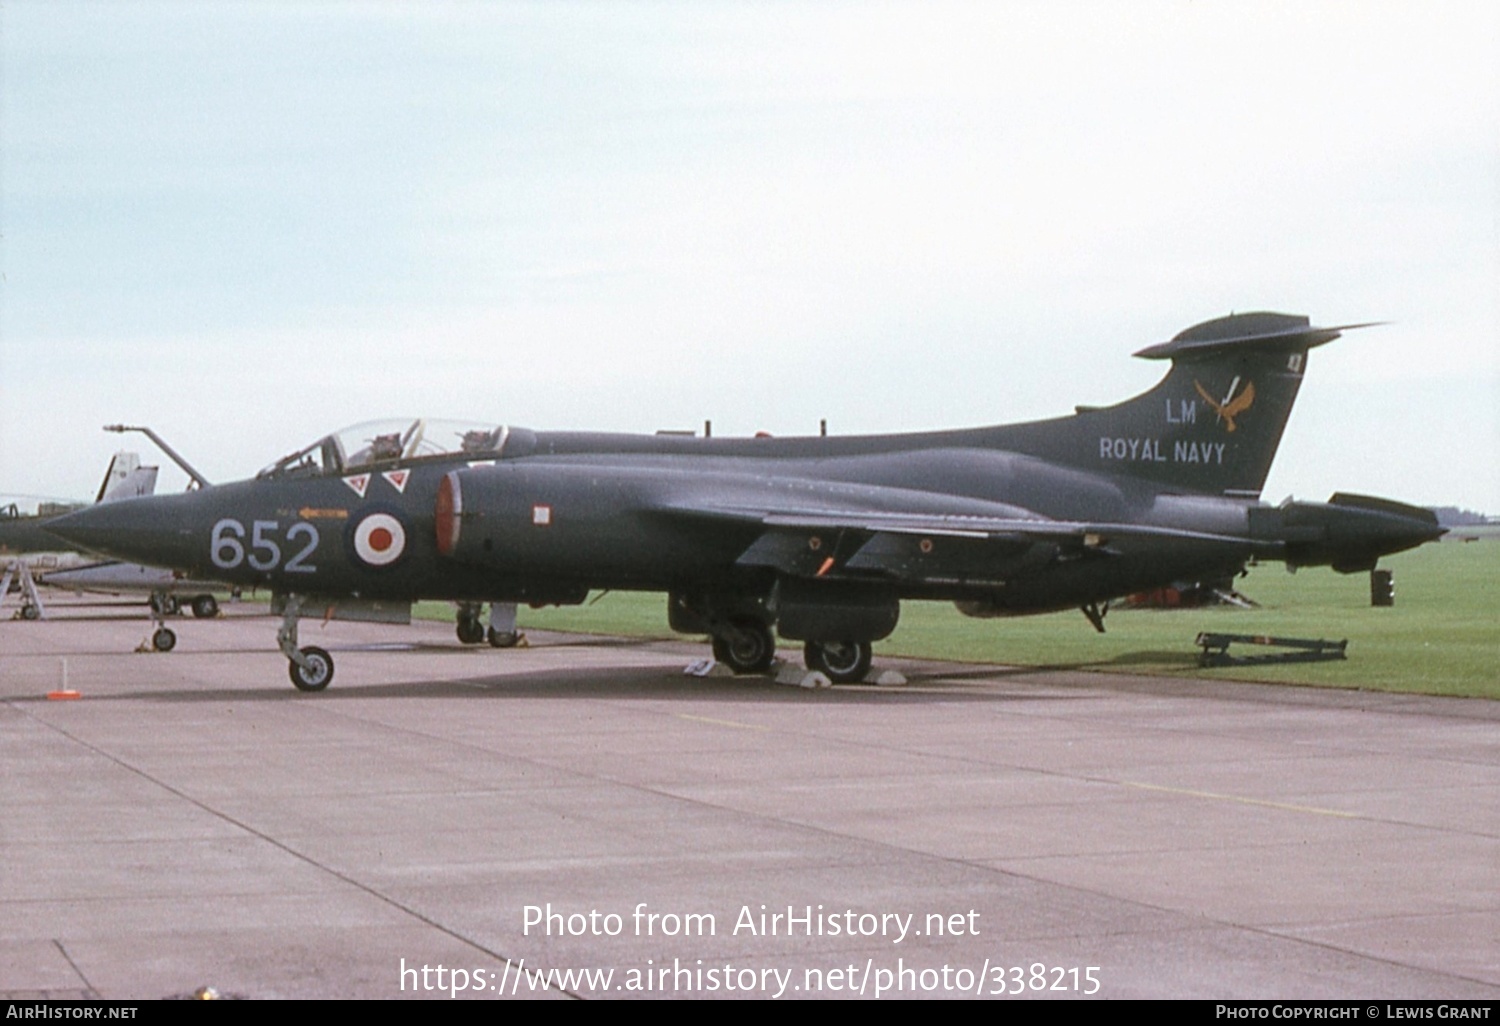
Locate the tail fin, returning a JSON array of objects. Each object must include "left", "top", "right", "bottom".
[
  {"left": 1006, "top": 313, "right": 1375, "bottom": 498},
  {"left": 94, "top": 452, "right": 159, "bottom": 504}
]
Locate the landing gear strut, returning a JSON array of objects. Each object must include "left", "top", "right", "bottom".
[
  {"left": 146, "top": 590, "right": 176, "bottom": 652},
  {"left": 486, "top": 602, "right": 522, "bottom": 648},
  {"left": 457, "top": 602, "right": 522, "bottom": 647},
  {"left": 455, "top": 602, "right": 485, "bottom": 644},
  {"left": 803, "top": 640, "right": 872, "bottom": 684},
  {"left": 711, "top": 619, "right": 776, "bottom": 675},
  {"left": 1081, "top": 602, "right": 1108, "bottom": 634},
  {"left": 278, "top": 595, "right": 334, "bottom": 692},
  {"left": 0, "top": 563, "right": 46, "bottom": 621}
]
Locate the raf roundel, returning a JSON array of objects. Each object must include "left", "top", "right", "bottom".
[{"left": 352, "top": 512, "right": 407, "bottom": 567}]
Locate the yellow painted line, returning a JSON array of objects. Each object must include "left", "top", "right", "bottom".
[
  {"left": 1116, "top": 780, "right": 1361, "bottom": 819},
  {"left": 675, "top": 714, "right": 770, "bottom": 732}
]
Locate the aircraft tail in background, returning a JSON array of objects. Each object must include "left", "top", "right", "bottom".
[{"left": 95, "top": 452, "right": 159, "bottom": 504}]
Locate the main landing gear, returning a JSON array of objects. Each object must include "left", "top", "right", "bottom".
[
  {"left": 455, "top": 603, "right": 486, "bottom": 645},
  {"left": 456, "top": 602, "right": 523, "bottom": 648},
  {"left": 701, "top": 618, "right": 873, "bottom": 684},
  {"left": 705, "top": 629, "right": 873, "bottom": 683},
  {"left": 710, "top": 619, "right": 776, "bottom": 675},
  {"left": 487, "top": 625, "right": 521, "bottom": 648},
  {"left": 803, "top": 640, "right": 873, "bottom": 684},
  {"left": 278, "top": 595, "right": 334, "bottom": 692}
]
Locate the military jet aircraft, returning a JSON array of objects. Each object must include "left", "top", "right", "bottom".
[{"left": 46, "top": 312, "right": 1444, "bottom": 691}]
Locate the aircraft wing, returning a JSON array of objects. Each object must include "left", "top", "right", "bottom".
[
  {"left": 759, "top": 510, "right": 1250, "bottom": 544},
  {"left": 655, "top": 502, "right": 1260, "bottom": 581},
  {"left": 668, "top": 502, "right": 1256, "bottom": 543}
]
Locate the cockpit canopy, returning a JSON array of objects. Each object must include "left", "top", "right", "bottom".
[{"left": 257, "top": 419, "right": 510, "bottom": 480}]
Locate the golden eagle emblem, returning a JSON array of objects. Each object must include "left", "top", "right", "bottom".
[{"left": 1194, "top": 378, "right": 1255, "bottom": 433}]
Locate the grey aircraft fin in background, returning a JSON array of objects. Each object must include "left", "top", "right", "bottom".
[{"left": 96, "top": 452, "right": 160, "bottom": 504}]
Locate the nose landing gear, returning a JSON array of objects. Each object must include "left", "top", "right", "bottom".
[
  {"left": 277, "top": 595, "right": 334, "bottom": 692},
  {"left": 287, "top": 645, "right": 334, "bottom": 692}
]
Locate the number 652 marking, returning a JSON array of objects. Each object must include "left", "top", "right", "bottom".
[{"left": 210, "top": 518, "right": 318, "bottom": 573}]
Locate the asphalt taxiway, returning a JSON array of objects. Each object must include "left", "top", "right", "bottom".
[{"left": 2, "top": 596, "right": 1497, "bottom": 1000}]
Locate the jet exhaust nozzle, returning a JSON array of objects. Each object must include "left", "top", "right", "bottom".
[{"left": 1255, "top": 493, "right": 1446, "bottom": 572}]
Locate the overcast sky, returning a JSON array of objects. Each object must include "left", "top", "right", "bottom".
[{"left": 2, "top": 1, "right": 1496, "bottom": 512}]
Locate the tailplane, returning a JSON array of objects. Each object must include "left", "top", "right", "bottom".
[{"left": 1004, "top": 312, "right": 1376, "bottom": 498}]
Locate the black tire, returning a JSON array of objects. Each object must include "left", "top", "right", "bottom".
[
  {"left": 191, "top": 595, "right": 219, "bottom": 619},
  {"left": 152, "top": 627, "right": 177, "bottom": 652},
  {"left": 456, "top": 618, "right": 485, "bottom": 645},
  {"left": 20, "top": 605, "right": 40, "bottom": 621},
  {"left": 804, "top": 640, "right": 872, "bottom": 684},
  {"left": 487, "top": 627, "right": 521, "bottom": 649},
  {"left": 712, "top": 620, "right": 775, "bottom": 675},
  {"left": 289, "top": 646, "right": 334, "bottom": 692}
]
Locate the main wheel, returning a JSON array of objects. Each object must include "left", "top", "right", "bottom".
[
  {"left": 20, "top": 605, "right": 40, "bottom": 621},
  {"left": 288, "top": 646, "right": 334, "bottom": 692},
  {"left": 487, "top": 627, "right": 521, "bottom": 648},
  {"left": 456, "top": 618, "right": 485, "bottom": 645},
  {"left": 804, "top": 640, "right": 872, "bottom": 684},
  {"left": 712, "top": 620, "right": 775, "bottom": 675},
  {"left": 191, "top": 595, "right": 219, "bottom": 619},
  {"left": 152, "top": 627, "right": 177, "bottom": 652}
]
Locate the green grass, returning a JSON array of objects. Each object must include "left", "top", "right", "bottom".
[{"left": 417, "top": 541, "right": 1500, "bottom": 699}]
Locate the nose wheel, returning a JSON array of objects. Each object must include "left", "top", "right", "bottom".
[{"left": 288, "top": 645, "right": 334, "bottom": 692}]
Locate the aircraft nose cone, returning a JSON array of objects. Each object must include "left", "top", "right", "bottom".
[{"left": 45, "top": 494, "right": 196, "bottom": 568}]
